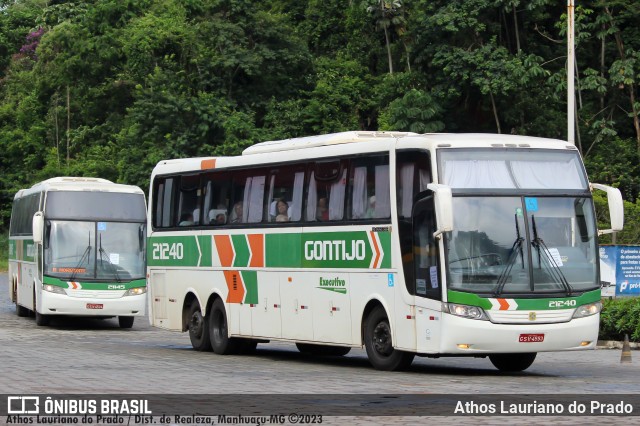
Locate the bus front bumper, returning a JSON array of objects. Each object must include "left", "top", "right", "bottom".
[
  {"left": 40, "top": 293, "right": 146, "bottom": 317},
  {"left": 437, "top": 313, "right": 600, "bottom": 354}
]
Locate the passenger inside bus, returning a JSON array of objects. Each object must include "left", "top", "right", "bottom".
[{"left": 230, "top": 202, "right": 243, "bottom": 223}]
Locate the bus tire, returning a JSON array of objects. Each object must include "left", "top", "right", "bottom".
[
  {"left": 187, "top": 300, "right": 211, "bottom": 351},
  {"left": 364, "top": 306, "right": 414, "bottom": 371},
  {"left": 34, "top": 291, "right": 50, "bottom": 326},
  {"left": 209, "top": 298, "right": 240, "bottom": 355},
  {"left": 118, "top": 316, "right": 135, "bottom": 329},
  {"left": 296, "top": 343, "right": 351, "bottom": 356},
  {"left": 489, "top": 353, "right": 537, "bottom": 372},
  {"left": 14, "top": 285, "right": 29, "bottom": 317}
]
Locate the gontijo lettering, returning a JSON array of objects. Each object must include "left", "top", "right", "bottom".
[{"left": 304, "top": 240, "right": 366, "bottom": 261}]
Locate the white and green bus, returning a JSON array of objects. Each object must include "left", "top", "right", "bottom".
[
  {"left": 9, "top": 177, "right": 147, "bottom": 328},
  {"left": 146, "top": 131, "right": 623, "bottom": 371}
]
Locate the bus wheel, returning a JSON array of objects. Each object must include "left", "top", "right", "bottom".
[
  {"left": 489, "top": 353, "right": 537, "bottom": 372},
  {"left": 296, "top": 343, "right": 351, "bottom": 356},
  {"left": 14, "top": 285, "right": 29, "bottom": 317},
  {"left": 118, "top": 316, "right": 135, "bottom": 329},
  {"left": 187, "top": 300, "right": 211, "bottom": 351},
  {"left": 209, "top": 298, "right": 240, "bottom": 355},
  {"left": 34, "top": 292, "right": 50, "bottom": 326},
  {"left": 364, "top": 306, "right": 414, "bottom": 371}
]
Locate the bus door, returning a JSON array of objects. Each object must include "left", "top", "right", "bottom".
[
  {"left": 412, "top": 195, "right": 443, "bottom": 353},
  {"left": 149, "top": 270, "right": 169, "bottom": 328}
]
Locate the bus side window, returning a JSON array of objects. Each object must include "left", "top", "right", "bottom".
[
  {"left": 153, "top": 177, "right": 177, "bottom": 229},
  {"left": 231, "top": 169, "right": 266, "bottom": 224},
  {"left": 349, "top": 155, "right": 390, "bottom": 220},
  {"left": 267, "top": 166, "right": 305, "bottom": 223},
  {"left": 176, "top": 174, "right": 201, "bottom": 226},
  {"left": 202, "top": 172, "right": 231, "bottom": 225}
]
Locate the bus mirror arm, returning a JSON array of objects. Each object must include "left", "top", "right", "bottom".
[
  {"left": 426, "top": 184, "right": 454, "bottom": 234},
  {"left": 590, "top": 183, "right": 624, "bottom": 235},
  {"left": 32, "top": 212, "right": 44, "bottom": 244}
]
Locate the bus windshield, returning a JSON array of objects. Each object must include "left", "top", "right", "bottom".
[
  {"left": 446, "top": 196, "right": 598, "bottom": 295},
  {"left": 44, "top": 220, "right": 145, "bottom": 281}
]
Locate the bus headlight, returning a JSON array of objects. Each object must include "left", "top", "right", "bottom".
[
  {"left": 572, "top": 302, "right": 602, "bottom": 318},
  {"left": 443, "top": 303, "right": 488, "bottom": 321},
  {"left": 123, "top": 287, "right": 147, "bottom": 297},
  {"left": 43, "top": 284, "right": 66, "bottom": 294}
]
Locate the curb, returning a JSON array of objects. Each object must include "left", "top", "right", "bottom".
[{"left": 597, "top": 340, "right": 640, "bottom": 350}]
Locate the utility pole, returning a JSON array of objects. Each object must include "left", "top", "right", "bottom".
[{"left": 567, "top": 0, "right": 575, "bottom": 145}]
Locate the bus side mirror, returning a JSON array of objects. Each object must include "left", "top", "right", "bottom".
[
  {"left": 32, "top": 211, "right": 44, "bottom": 244},
  {"left": 426, "top": 183, "right": 453, "bottom": 234},
  {"left": 591, "top": 183, "right": 624, "bottom": 234}
]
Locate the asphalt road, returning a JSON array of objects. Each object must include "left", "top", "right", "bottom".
[{"left": 1, "top": 274, "right": 638, "bottom": 425}]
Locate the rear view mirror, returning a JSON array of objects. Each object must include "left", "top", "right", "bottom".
[
  {"left": 591, "top": 183, "right": 624, "bottom": 234},
  {"left": 32, "top": 211, "right": 44, "bottom": 244},
  {"left": 426, "top": 184, "right": 453, "bottom": 234}
]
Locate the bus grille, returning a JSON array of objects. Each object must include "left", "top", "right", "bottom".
[
  {"left": 66, "top": 290, "right": 124, "bottom": 299},
  {"left": 486, "top": 309, "right": 574, "bottom": 324}
]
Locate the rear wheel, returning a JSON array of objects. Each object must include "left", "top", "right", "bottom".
[
  {"left": 209, "top": 298, "right": 240, "bottom": 354},
  {"left": 364, "top": 306, "right": 414, "bottom": 371},
  {"left": 489, "top": 353, "right": 537, "bottom": 372},
  {"left": 118, "top": 316, "right": 135, "bottom": 329},
  {"left": 187, "top": 300, "right": 211, "bottom": 351},
  {"left": 296, "top": 343, "right": 351, "bottom": 356},
  {"left": 14, "top": 284, "right": 29, "bottom": 317}
]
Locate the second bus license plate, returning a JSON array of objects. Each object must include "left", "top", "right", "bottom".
[
  {"left": 86, "top": 303, "right": 103, "bottom": 310},
  {"left": 519, "top": 333, "right": 544, "bottom": 343}
]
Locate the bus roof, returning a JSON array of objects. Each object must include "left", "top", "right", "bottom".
[
  {"left": 15, "top": 177, "right": 144, "bottom": 199},
  {"left": 152, "top": 132, "right": 577, "bottom": 176}
]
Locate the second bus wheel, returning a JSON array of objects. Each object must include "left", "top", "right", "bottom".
[
  {"left": 118, "top": 316, "right": 135, "bottom": 329},
  {"left": 208, "top": 298, "right": 240, "bottom": 355},
  {"left": 364, "top": 306, "right": 414, "bottom": 371},
  {"left": 188, "top": 300, "right": 211, "bottom": 351}
]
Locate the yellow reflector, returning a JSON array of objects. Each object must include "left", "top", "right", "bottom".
[
  {"left": 580, "top": 341, "right": 591, "bottom": 346},
  {"left": 457, "top": 344, "right": 471, "bottom": 349}
]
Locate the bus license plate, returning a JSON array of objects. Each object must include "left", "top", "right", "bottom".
[
  {"left": 519, "top": 334, "right": 544, "bottom": 343},
  {"left": 86, "top": 303, "right": 103, "bottom": 310}
]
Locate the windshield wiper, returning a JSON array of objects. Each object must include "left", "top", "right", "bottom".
[
  {"left": 70, "top": 231, "right": 91, "bottom": 282},
  {"left": 98, "top": 234, "right": 121, "bottom": 283},
  {"left": 494, "top": 214, "right": 525, "bottom": 297},
  {"left": 531, "top": 215, "right": 573, "bottom": 296}
]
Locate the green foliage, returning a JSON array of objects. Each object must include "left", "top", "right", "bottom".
[
  {"left": 0, "top": 231, "right": 7, "bottom": 271},
  {"left": 0, "top": 0, "right": 638, "bottom": 241},
  {"left": 599, "top": 297, "right": 640, "bottom": 342}
]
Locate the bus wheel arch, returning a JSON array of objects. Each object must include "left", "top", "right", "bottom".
[
  {"left": 184, "top": 293, "right": 211, "bottom": 351},
  {"left": 362, "top": 302, "right": 414, "bottom": 371}
]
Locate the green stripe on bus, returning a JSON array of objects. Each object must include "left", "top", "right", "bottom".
[
  {"left": 43, "top": 276, "right": 146, "bottom": 290},
  {"left": 242, "top": 271, "right": 258, "bottom": 304},
  {"left": 447, "top": 289, "right": 601, "bottom": 310},
  {"left": 264, "top": 234, "right": 302, "bottom": 267},
  {"left": 232, "top": 234, "right": 250, "bottom": 267}
]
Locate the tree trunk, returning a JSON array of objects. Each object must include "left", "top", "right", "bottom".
[
  {"left": 384, "top": 26, "right": 393, "bottom": 74},
  {"left": 489, "top": 91, "right": 501, "bottom": 134},
  {"left": 513, "top": 6, "right": 521, "bottom": 52},
  {"left": 66, "top": 85, "right": 70, "bottom": 166}
]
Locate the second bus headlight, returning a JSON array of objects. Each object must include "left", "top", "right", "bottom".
[
  {"left": 43, "top": 284, "right": 66, "bottom": 294},
  {"left": 572, "top": 302, "right": 602, "bottom": 318},
  {"left": 443, "top": 303, "right": 489, "bottom": 320},
  {"left": 123, "top": 287, "right": 147, "bottom": 297}
]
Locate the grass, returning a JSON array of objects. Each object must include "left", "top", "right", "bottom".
[{"left": 0, "top": 231, "right": 8, "bottom": 272}]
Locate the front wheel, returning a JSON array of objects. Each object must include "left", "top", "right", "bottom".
[
  {"left": 187, "top": 300, "right": 211, "bottom": 351},
  {"left": 364, "top": 306, "right": 414, "bottom": 371},
  {"left": 489, "top": 353, "right": 537, "bottom": 372},
  {"left": 118, "top": 316, "right": 135, "bottom": 329},
  {"left": 34, "top": 291, "right": 49, "bottom": 326},
  {"left": 209, "top": 298, "right": 240, "bottom": 355}
]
